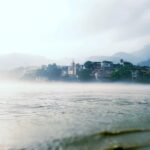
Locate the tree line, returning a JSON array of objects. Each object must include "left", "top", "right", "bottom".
[{"left": 23, "top": 61, "right": 150, "bottom": 83}]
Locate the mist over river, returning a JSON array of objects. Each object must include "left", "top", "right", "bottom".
[{"left": 0, "top": 81, "right": 150, "bottom": 150}]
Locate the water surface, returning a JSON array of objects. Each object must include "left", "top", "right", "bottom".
[{"left": 0, "top": 81, "right": 150, "bottom": 150}]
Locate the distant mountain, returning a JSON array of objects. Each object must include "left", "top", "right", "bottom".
[
  {"left": 87, "top": 55, "right": 120, "bottom": 63},
  {"left": 138, "top": 59, "right": 150, "bottom": 67},
  {"left": 0, "top": 44, "right": 149, "bottom": 71},
  {"left": 88, "top": 52, "right": 139, "bottom": 64},
  {"left": 132, "top": 44, "right": 150, "bottom": 61},
  {"left": 88, "top": 44, "right": 150, "bottom": 64},
  {"left": 0, "top": 53, "right": 51, "bottom": 71},
  {"left": 0, "top": 53, "right": 84, "bottom": 71}
]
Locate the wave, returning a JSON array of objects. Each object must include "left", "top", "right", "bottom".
[
  {"left": 33, "top": 128, "right": 150, "bottom": 150},
  {"left": 98, "top": 128, "right": 150, "bottom": 136}
]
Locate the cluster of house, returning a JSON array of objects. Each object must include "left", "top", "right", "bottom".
[
  {"left": 61, "top": 59, "right": 150, "bottom": 81},
  {"left": 61, "top": 61, "right": 80, "bottom": 79}
]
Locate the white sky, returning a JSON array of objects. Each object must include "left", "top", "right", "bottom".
[{"left": 0, "top": 0, "right": 150, "bottom": 59}]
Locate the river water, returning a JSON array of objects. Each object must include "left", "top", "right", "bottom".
[{"left": 0, "top": 81, "right": 150, "bottom": 150}]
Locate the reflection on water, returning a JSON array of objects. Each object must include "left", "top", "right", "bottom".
[{"left": 0, "top": 81, "right": 150, "bottom": 150}]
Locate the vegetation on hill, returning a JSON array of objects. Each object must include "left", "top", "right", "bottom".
[{"left": 111, "top": 63, "right": 134, "bottom": 81}]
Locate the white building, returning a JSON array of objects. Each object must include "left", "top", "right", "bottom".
[
  {"left": 68, "top": 61, "right": 76, "bottom": 76},
  {"left": 101, "top": 61, "right": 113, "bottom": 69}
]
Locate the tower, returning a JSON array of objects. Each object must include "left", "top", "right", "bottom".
[
  {"left": 72, "top": 61, "right": 76, "bottom": 76},
  {"left": 68, "top": 61, "right": 76, "bottom": 76}
]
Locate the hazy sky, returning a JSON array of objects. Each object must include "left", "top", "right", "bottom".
[{"left": 0, "top": 0, "right": 149, "bottom": 59}]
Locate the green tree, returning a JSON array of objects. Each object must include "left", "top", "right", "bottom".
[
  {"left": 84, "top": 61, "right": 94, "bottom": 70},
  {"left": 78, "top": 69, "right": 93, "bottom": 81},
  {"left": 36, "top": 63, "right": 62, "bottom": 80},
  {"left": 46, "top": 64, "right": 62, "bottom": 80},
  {"left": 111, "top": 64, "right": 134, "bottom": 81},
  {"left": 138, "top": 70, "right": 150, "bottom": 83}
]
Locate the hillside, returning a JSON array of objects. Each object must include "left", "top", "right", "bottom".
[
  {"left": 88, "top": 45, "right": 150, "bottom": 64},
  {"left": 0, "top": 53, "right": 51, "bottom": 71},
  {"left": 139, "top": 59, "right": 150, "bottom": 67}
]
